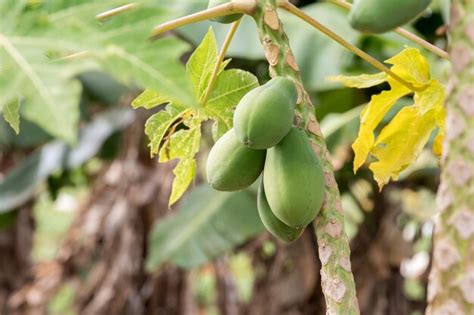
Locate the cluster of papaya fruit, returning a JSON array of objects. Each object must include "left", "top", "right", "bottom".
[
  {"left": 349, "top": 0, "right": 432, "bottom": 33},
  {"left": 206, "top": 77, "right": 325, "bottom": 243}
]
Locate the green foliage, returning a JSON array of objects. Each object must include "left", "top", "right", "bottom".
[
  {"left": 133, "top": 28, "right": 258, "bottom": 205},
  {"left": 0, "top": 0, "right": 189, "bottom": 141},
  {"left": 2, "top": 98, "right": 20, "bottom": 134},
  {"left": 233, "top": 77, "right": 297, "bottom": 149},
  {"left": 146, "top": 185, "right": 263, "bottom": 270}
]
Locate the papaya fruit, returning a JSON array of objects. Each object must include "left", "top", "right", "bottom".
[
  {"left": 208, "top": 0, "right": 243, "bottom": 24},
  {"left": 349, "top": 0, "right": 431, "bottom": 34},
  {"left": 258, "top": 181, "right": 304, "bottom": 243},
  {"left": 207, "top": 129, "right": 265, "bottom": 191},
  {"left": 233, "top": 77, "right": 297, "bottom": 149},
  {"left": 263, "top": 127, "right": 325, "bottom": 228}
]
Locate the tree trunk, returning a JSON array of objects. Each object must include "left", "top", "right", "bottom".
[{"left": 427, "top": 1, "right": 474, "bottom": 314}]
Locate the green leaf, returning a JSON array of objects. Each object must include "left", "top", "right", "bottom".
[
  {"left": 132, "top": 89, "right": 171, "bottom": 110},
  {"left": 144, "top": 104, "right": 189, "bottom": 157},
  {"left": 146, "top": 185, "right": 263, "bottom": 270},
  {"left": 0, "top": 35, "right": 82, "bottom": 142},
  {"left": 186, "top": 27, "right": 220, "bottom": 102},
  {"left": 2, "top": 98, "right": 20, "bottom": 134},
  {"left": 206, "top": 69, "right": 259, "bottom": 140},
  {"left": 159, "top": 127, "right": 201, "bottom": 163}
]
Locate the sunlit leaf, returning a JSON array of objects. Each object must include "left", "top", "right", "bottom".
[{"left": 330, "top": 48, "right": 446, "bottom": 188}]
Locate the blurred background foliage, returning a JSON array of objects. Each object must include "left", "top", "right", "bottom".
[{"left": 0, "top": 0, "right": 449, "bottom": 314}]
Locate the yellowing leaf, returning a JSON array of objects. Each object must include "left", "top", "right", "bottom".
[
  {"left": 352, "top": 79, "right": 411, "bottom": 172},
  {"left": 330, "top": 48, "right": 446, "bottom": 189},
  {"left": 169, "top": 159, "right": 196, "bottom": 206},
  {"left": 328, "top": 72, "right": 387, "bottom": 88},
  {"left": 385, "top": 48, "right": 430, "bottom": 87},
  {"left": 370, "top": 107, "right": 438, "bottom": 188}
]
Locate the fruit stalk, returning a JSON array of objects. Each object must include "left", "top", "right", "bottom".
[
  {"left": 426, "top": 1, "right": 474, "bottom": 314},
  {"left": 251, "top": 1, "right": 359, "bottom": 313}
]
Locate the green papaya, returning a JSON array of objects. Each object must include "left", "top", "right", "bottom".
[
  {"left": 207, "top": 129, "right": 265, "bottom": 191},
  {"left": 349, "top": 0, "right": 431, "bottom": 34},
  {"left": 233, "top": 77, "right": 297, "bottom": 149},
  {"left": 263, "top": 127, "right": 325, "bottom": 228},
  {"left": 208, "top": 0, "right": 243, "bottom": 24},
  {"left": 258, "top": 181, "right": 304, "bottom": 243}
]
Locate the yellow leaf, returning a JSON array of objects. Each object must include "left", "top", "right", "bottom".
[
  {"left": 352, "top": 78, "right": 411, "bottom": 172},
  {"left": 327, "top": 72, "right": 387, "bottom": 88},
  {"left": 370, "top": 106, "right": 438, "bottom": 188},
  {"left": 330, "top": 48, "right": 446, "bottom": 188},
  {"left": 169, "top": 159, "right": 196, "bottom": 206},
  {"left": 385, "top": 48, "right": 431, "bottom": 87},
  {"left": 369, "top": 81, "right": 445, "bottom": 188}
]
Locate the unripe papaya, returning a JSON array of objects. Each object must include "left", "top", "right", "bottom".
[
  {"left": 208, "top": 0, "right": 243, "bottom": 24},
  {"left": 233, "top": 77, "right": 297, "bottom": 149},
  {"left": 349, "top": 0, "right": 431, "bottom": 34},
  {"left": 207, "top": 129, "right": 265, "bottom": 191},
  {"left": 258, "top": 181, "right": 304, "bottom": 243},
  {"left": 263, "top": 127, "right": 325, "bottom": 228}
]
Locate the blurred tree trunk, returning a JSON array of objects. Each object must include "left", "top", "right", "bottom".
[{"left": 427, "top": 1, "right": 474, "bottom": 314}]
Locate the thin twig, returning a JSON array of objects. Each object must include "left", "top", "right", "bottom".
[
  {"left": 201, "top": 19, "right": 242, "bottom": 106},
  {"left": 96, "top": 3, "right": 140, "bottom": 22},
  {"left": 326, "top": 0, "right": 449, "bottom": 59},
  {"left": 150, "top": 1, "right": 256, "bottom": 39},
  {"left": 280, "top": 1, "right": 423, "bottom": 92}
]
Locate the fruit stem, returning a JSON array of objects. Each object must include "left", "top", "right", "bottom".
[
  {"left": 326, "top": 0, "right": 450, "bottom": 60},
  {"left": 149, "top": 1, "right": 256, "bottom": 39},
  {"left": 96, "top": 3, "right": 140, "bottom": 21},
  {"left": 280, "top": 1, "right": 423, "bottom": 92},
  {"left": 202, "top": 19, "right": 242, "bottom": 106}
]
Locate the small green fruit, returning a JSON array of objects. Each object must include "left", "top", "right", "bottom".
[
  {"left": 264, "top": 127, "right": 325, "bottom": 228},
  {"left": 207, "top": 129, "right": 265, "bottom": 191},
  {"left": 349, "top": 0, "right": 432, "bottom": 34},
  {"left": 233, "top": 77, "right": 297, "bottom": 149},
  {"left": 258, "top": 181, "right": 304, "bottom": 243}
]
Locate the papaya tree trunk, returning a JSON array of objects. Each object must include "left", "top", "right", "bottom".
[
  {"left": 251, "top": 1, "right": 359, "bottom": 314},
  {"left": 427, "top": 1, "right": 474, "bottom": 314}
]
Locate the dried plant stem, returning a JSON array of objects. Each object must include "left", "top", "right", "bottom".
[
  {"left": 326, "top": 0, "right": 449, "bottom": 60},
  {"left": 202, "top": 19, "right": 242, "bottom": 106},
  {"left": 96, "top": 3, "right": 140, "bottom": 21}
]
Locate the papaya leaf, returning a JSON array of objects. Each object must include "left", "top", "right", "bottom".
[
  {"left": 133, "top": 27, "right": 259, "bottom": 205},
  {"left": 206, "top": 69, "right": 259, "bottom": 140},
  {"left": 144, "top": 104, "right": 189, "bottom": 157},
  {"left": 132, "top": 89, "right": 172, "bottom": 110},
  {"left": 187, "top": 27, "right": 226, "bottom": 102},
  {"left": 169, "top": 158, "right": 197, "bottom": 206},
  {"left": 329, "top": 48, "right": 446, "bottom": 188},
  {"left": 146, "top": 185, "right": 263, "bottom": 270},
  {"left": 2, "top": 97, "right": 20, "bottom": 134}
]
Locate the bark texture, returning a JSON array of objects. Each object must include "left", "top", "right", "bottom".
[
  {"left": 252, "top": 1, "right": 359, "bottom": 313},
  {"left": 427, "top": 1, "right": 474, "bottom": 314}
]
